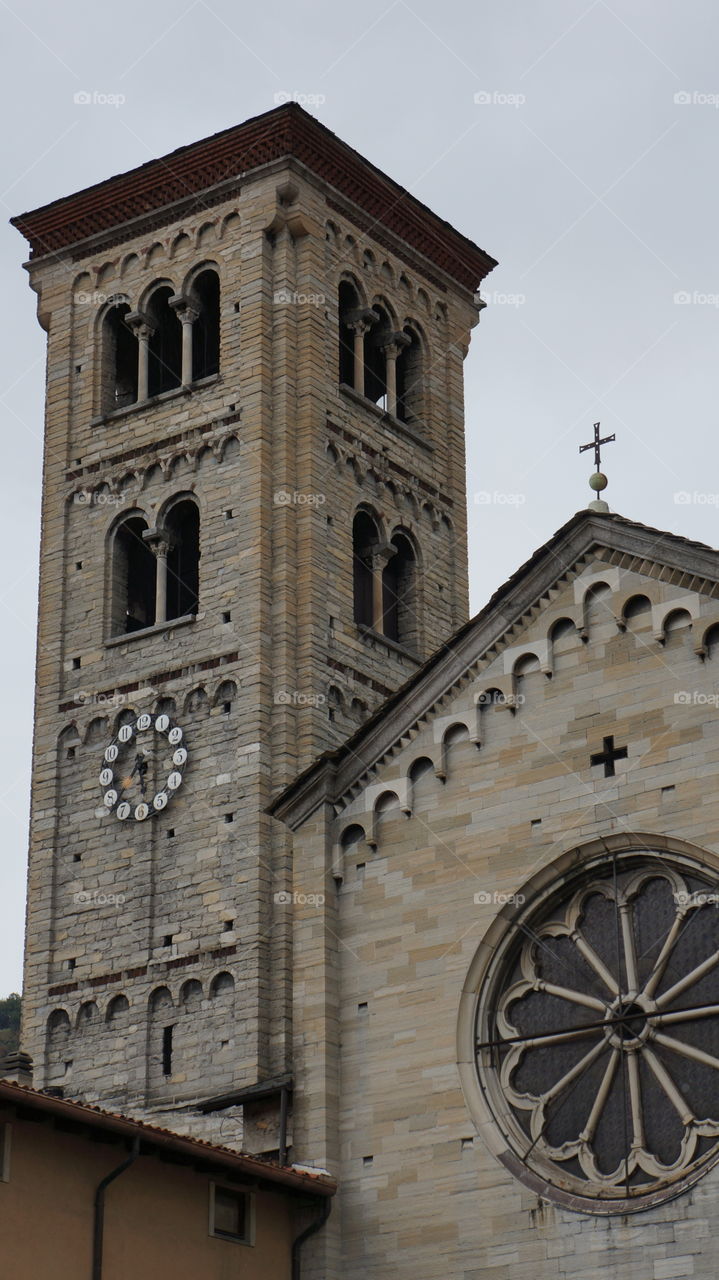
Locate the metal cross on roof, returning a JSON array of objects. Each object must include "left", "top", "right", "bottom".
[{"left": 579, "top": 422, "right": 615, "bottom": 471}]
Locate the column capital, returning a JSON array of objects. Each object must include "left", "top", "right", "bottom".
[
  {"left": 379, "top": 330, "right": 411, "bottom": 359},
  {"left": 369, "top": 540, "right": 397, "bottom": 570},
  {"left": 142, "top": 526, "right": 174, "bottom": 558},
  {"left": 124, "top": 310, "right": 155, "bottom": 341},
  {"left": 346, "top": 307, "right": 379, "bottom": 337},
  {"left": 169, "top": 293, "right": 201, "bottom": 325}
]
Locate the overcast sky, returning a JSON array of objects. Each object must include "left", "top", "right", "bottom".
[{"left": 1, "top": 0, "right": 718, "bottom": 994}]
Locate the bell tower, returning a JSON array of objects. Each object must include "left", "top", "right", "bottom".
[{"left": 13, "top": 105, "right": 496, "bottom": 1145}]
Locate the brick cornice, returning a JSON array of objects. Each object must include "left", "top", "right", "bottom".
[{"left": 11, "top": 105, "right": 497, "bottom": 291}]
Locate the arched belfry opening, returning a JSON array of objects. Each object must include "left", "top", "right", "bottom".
[
  {"left": 382, "top": 531, "right": 418, "bottom": 649},
  {"left": 101, "top": 301, "right": 138, "bottom": 413},
  {"left": 352, "top": 510, "right": 379, "bottom": 628},
  {"left": 396, "top": 326, "right": 423, "bottom": 423},
  {"left": 190, "top": 269, "right": 220, "bottom": 381},
  {"left": 164, "top": 499, "right": 200, "bottom": 620},
  {"left": 111, "top": 515, "right": 157, "bottom": 635},
  {"left": 338, "top": 280, "right": 361, "bottom": 388},
  {"left": 147, "top": 286, "right": 182, "bottom": 396},
  {"left": 363, "top": 304, "right": 393, "bottom": 409}
]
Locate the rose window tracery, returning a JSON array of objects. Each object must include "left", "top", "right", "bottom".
[{"left": 473, "top": 850, "right": 719, "bottom": 1210}]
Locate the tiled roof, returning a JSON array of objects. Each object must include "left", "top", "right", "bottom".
[
  {"left": 0, "top": 1078, "right": 335, "bottom": 1196},
  {"left": 10, "top": 104, "right": 497, "bottom": 290}
]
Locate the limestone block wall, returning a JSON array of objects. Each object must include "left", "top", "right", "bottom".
[
  {"left": 22, "top": 154, "right": 482, "bottom": 1132},
  {"left": 287, "top": 554, "right": 719, "bottom": 1279}
]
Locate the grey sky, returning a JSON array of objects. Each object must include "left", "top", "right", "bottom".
[{"left": 1, "top": 0, "right": 717, "bottom": 993}]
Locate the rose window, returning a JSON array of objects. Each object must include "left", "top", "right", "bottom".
[{"left": 473, "top": 849, "right": 719, "bottom": 1211}]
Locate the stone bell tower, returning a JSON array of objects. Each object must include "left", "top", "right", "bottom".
[{"left": 13, "top": 105, "right": 496, "bottom": 1145}]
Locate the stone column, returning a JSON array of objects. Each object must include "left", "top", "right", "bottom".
[
  {"left": 381, "top": 332, "right": 411, "bottom": 418},
  {"left": 346, "top": 307, "right": 379, "bottom": 396},
  {"left": 143, "top": 528, "right": 173, "bottom": 625},
  {"left": 170, "top": 294, "right": 200, "bottom": 386},
  {"left": 125, "top": 311, "right": 155, "bottom": 401},
  {"left": 370, "top": 543, "right": 396, "bottom": 633}
]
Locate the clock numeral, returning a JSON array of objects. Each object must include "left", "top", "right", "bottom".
[
  {"left": 117, "top": 802, "right": 131, "bottom": 821},
  {"left": 103, "top": 789, "right": 118, "bottom": 809},
  {"left": 167, "top": 771, "right": 183, "bottom": 791},
  {"left": 104, "top": 745, "right": 119, "bottom": 763},
  {"left": 136, "top": 714, "right": 152, "bottom": 732},
  {"left": 134, "top": 803, "right": 150, "bottom": 821},
  {"left": 168, "top": 727, "right": 183, "bottom": 745},
  {"left": 118, "top": 724, "right": 134, "bottom": 743},
  {"left": 172, "top": 747, "right": 188, "bottom": 767},
  {"left": 99, "top": 768, "right": 114, "bottom": 787},
  {"left": 153, "top": 792, "right": 168, "bottom": 811},
  {"left": 155, "top": 714, "right": 170, "bottom": 732}
]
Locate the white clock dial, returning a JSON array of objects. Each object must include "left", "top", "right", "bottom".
[{"left": 98, "top": 714, "right": 189, "bottom": 823}]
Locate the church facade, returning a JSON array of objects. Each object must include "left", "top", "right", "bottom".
[
  {"left": 13, "top": 106, "right": 719, "bottom": 1279},
  {"left": 273, "top": 509, "right": 719, "bottom": 1277}
]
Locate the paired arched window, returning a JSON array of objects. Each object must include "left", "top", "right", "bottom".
[
  {"left": 337, "top": 284, "right": 425, "bottom": 424},
  {"left": 352, "top": 512, "right": 419, "bottom": 650},
  {"left": 110, "top": 498, "right": 200, "bottom": 636},
  {"left": 100, "top": 269, "right": 220, "bottom": 413}
]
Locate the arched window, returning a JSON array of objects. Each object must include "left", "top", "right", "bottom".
[
  {"left": 111, "top": 515, "right": 156, "bottom": 635},
  {"left": 353, "top": 510, "right": 378, "bottom": 627},
  {"left": 382, "top": 532, "right": 417, "bottom": 648},
  {"left": 101, "top": 302, "right": 138, "bottom": 413},
  {"left": 396, "top": 326, "right": 423, "bottom": 423},
  {"left": 147, "top": 286, "right": 182, "bottom": 396},
  {"left": 164, "top": 499, "right": 200, "bottom": 620},
  {"left": 364, "top": 304, "right": 392, "bottom": 407},
  {"left": 338, "top": 280, "right": 360, "bottom": 387},
  {"left": 191, "top": 269, "right": 220, "bottom": 380}
]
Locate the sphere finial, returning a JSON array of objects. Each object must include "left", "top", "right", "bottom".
[{"left": 579, "top": 424, "right": 615, "bottom": 513}]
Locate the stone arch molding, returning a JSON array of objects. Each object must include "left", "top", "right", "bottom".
[
  {"left": 65, "top": 430, "right": 241, "bottom": 506},
  {"left": 329, "top": 566, "right": 719, "bottom": 854}
]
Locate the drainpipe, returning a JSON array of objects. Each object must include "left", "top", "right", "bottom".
[
  {"left": 291, "top": 1196, "right": 331, "bottom": 1280},
  {"left": 92, "top": 1137, "right": 141, "bottom": 1280}
]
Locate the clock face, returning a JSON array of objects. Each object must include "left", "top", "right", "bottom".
[{"left": 99, "top": 713, "right": 188, "bottom": 822}]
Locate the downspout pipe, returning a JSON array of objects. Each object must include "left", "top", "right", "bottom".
[
  {"left": 92, "top": 1136, "right": 141, "bottom": 1280},
  {"left": 291, "top": 1195, "right": 331, "bottom": 1280}
]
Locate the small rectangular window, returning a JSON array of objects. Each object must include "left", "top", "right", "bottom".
[
  {"left": 162, "top": 1025, "right": 173, "bottom": 1076},
  {"left": 210, "top": 1184, "right": 254, "bottom": 1244}
]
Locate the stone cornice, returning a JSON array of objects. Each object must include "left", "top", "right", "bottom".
[
  {"left": 11, "top": 105, "right": 497, "bottom": 292},
  {"left": 268, "top": 511, "right": 719, "bottom": 829}
]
